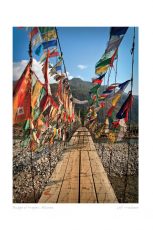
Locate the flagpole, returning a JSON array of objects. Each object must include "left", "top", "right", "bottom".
[
  {"left": 123, "top": 27, "right": 135, "bottom": 202},
  {"left": 45, "top": 30, "right": 52, "bottom": 176},
  {"left": 29, "top": 31, "right": 36, "bottom": 203},
  {"left": 55, "top": 27, "right": 73, "bottom": 137}
]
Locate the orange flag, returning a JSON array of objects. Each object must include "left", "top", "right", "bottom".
[{"left": 13, "top": 63, "right": 31, "bottom": 124}]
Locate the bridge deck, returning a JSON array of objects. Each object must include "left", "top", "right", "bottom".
[{"left": 39, "top": 127, "right": 118, "bottom": 203}]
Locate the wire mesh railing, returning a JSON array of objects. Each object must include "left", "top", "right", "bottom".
[{"left": 13, "top": 122, "right": 80, "bottom": 203}]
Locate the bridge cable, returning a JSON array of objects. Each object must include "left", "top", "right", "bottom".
[
  {"left": 28, "top": 29, "right": 36, "bottom": 203},
  {"left": 123, "top": 27, "right": 135, "bottom": 202},
  {"left": 109, "top": 53, "right": 118, "bottom": 175}
]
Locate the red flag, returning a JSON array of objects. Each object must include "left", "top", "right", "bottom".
[
  {"left": 42, "top": 53, "right": 49, "bottom": 93},
  {"left": 92, "top": 79, "right": 103, "bottom": 84},
  {"left": 13, "top": 63, "right": 31, "bottom": 124},
  {"left": 107, "top": 106, "right": 115, "bottom": 117},
  {"left": 49, "top": 51, "right": 59, "bottom": 58},
  {"left": 40, "top": 95, "right": 58, "bottom": 112},
  {"left": 110, "top": 48, "right": 118, "bottom": 67}
]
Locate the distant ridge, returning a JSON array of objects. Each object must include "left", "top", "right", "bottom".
[{"left": 13, "top": 77, "right": 138, "bottom": 125}]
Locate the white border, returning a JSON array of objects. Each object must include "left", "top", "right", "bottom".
[{"left": 1, "top": 1, "right": 153, "bottom": 230}]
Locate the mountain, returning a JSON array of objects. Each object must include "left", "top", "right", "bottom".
[
  {"left": 51, "top": 78, "right": 138, "bottom": 125},
  {"left": 13, "top": 77, "right": 138, "bottom": 125}
]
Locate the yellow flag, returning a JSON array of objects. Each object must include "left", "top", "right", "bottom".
[
  {"left": 108, "top": 132, "right": 116, "bottom": 143},
  {"left": 112, "top": 93, "right": 121, "bottom": 107},
  {"left": 42, "top": 30, "right": 57, "bottom": 41},
  {"left": 50, "top": 107, "right": 58, "bottom": 121},
  {"left": 95, "top": 65, "right": 109, "bottom": 74},
  {"left": 31, "top": 80, "right": 43, "bottom": 108},
  {"left": 53, "top": 127, "right": 57, "bottom": 137}
]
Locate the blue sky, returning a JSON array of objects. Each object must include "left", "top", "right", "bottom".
[{"left": 13, "top": 27, "right": 138, "bottom": 95}]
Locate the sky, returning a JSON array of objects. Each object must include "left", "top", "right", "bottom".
[{"left": 13, "top": 27, "right": 138, "bottom": 95}]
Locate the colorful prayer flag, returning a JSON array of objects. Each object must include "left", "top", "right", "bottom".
[
  {"left": 112, "top": 93, "right": 122, "bottom": 106},
  {"left": 116, "top": 118, "right": 127, "bottom": 141},
  {"left": 118, "top": 80, "right": 130, "bottom": 92},
  {"left": 116, "top": 92, "right": 134, "bottom": 121},
  {"left": 106, "top": 35, "right": 123, "bottom": 53},
  {"left": 92, "top": 79, "right": 103, "bottom": 84},
  {"left": 31, "top": 80, "right": 43, "bottom": 108},
  {"left": 95, "top": 65, "right": 109, "bottom": 75},
  {"left": 110, "top": 27, "right": 128, "bottom": 36},
  {"left": 107, "top": 93, "right": 121, "bottom": 117},
  {"left": 29, "top": 27, "right": 39, "bottom": 39},
  {"left": 42, "top": 29, "right": 57, "bottom": 41},
  {"left": 49, "top": 51, "right": 59, "bottom": 58},
  {"left": 42, "top": 39, "right": 57, "bottom": 49},
  {"left": 90, "top": 84, "right": 100, "bottom": 94},
  {"left": 13, "top": 63, "right": 31, "bottom": 124},
  {"left": 32, "top": 33, "right": 42, "bottom": 47},
  {"left": 35, "top": 44, "right": 42, "bottom": 56},
  {"left": 56, "top": 66, "right": 62, "bottom": 71},
  {"left": 95, "top": 50, "right": 115, "bottom": 69},
  {"left": 39, "top": 27, "right": 55, "bottom": 34}
]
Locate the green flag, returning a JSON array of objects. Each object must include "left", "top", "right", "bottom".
[{"left": 90, "top": 84, "right": 100, "bottom": 94}]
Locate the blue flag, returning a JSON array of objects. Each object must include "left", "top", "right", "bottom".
[
  {"left": 56, "top": 66, "right": 62, "bottom": 71},
  {"left": 42, "top": 39, "right": 57, "bottom": 49},
  {"left": 35, "top": 45, "right": 42, "bottom": 56},
  {"left": 118, "top": 80, "right": 130, "bottom": 92},
  {"left": 110, "top": 27, "right": 128, "bottom": 36}
]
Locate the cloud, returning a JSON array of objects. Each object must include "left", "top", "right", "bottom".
[
  {"left": 67, "top": 72, "right": 74, "bottom": 80},
  {"left": 13, "top": 60, "right": 28, "bottom": 81},
  {"left": 13, "top": 61, "right": 84, "bottom": 86},
  {"left": 13, "top": 59, "right": 58, "bottom": 84},
  {"left": 77, "top": 64, "right": 87, "bottom": 70},
  {"left": 32, "top": 59, "right": 44, "bottom": 83},
  {"left": 67, "top": 72, "right": 84, "bottom": 81}
]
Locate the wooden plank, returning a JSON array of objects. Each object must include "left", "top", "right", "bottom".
[
  {"left": 81, "top": 139, "right": 96, "bottom": 151},
  {"left": 79, "top": 135, "right": 83, "bottom": 144},
  {"left": 88, "top": 150, "right": 118, "bottom": 203},
  {"left": 58, "top": 150, "right": 80, "bottom": 203},
  {"left": 80, "top": 150, "right": 97, "bottom": 203},
  {"left": 38, "top": 152, "right": 70, "bottom": 203},
  {"left": 39, "top": 127, "right": 117, "bottom": 203},
  {"left": 69, "top": 136, "right": 79, "bottom": 146}
]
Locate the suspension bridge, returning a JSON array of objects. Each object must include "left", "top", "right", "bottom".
[
  {"left": 13, "top": 27, "right": 138, "bottom": 203},
  {"left": 39, "top": 127, "right": 118, "bottom": 203}
]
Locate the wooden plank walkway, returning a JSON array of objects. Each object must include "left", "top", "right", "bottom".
[{"left": 39, "top": 127, "right": 118, "bottom": 203}]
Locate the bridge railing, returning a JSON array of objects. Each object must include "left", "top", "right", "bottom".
[{"left": 13, "top": 122, "right": 80, "bottom": 203}]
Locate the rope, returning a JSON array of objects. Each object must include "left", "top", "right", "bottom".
[
  {"left": 123, "top": 27, "right": 135, "bottom": 202},
  {"left": 107, "top": 67, "right": 112, "bottom": 87},
  {"left": 28, "top": 30, "right": 36, "bottom": 203},
  {"left": 55, "top": 27, "right": 68, "bottom": 78},
  {"left": 109, "top": 54, "right": 118, "bottom": 174},
  {"left": 114, "top": 52, "right": 118, "bottom": 93}
]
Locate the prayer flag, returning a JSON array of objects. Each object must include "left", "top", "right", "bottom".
[
  {"left": 13, "top": 63, "right": 31, "bottom": 124},
  {"left": 90, "top": 84, "right": 100, "bottom": 94},
  {"left": 42, "top": 29, "right": 57, "bottom": 41},
  {"left": 29, "top": 27, "right": 38, "bottom": 39},
  {"left": 42, "top": 39, "right": 57, "bottom": 49},
  {"left": 35, "top": 44, "right": 42, "bottom": 56},
  {"left": 110, "top": 27, "right": 128, "bottom": 36},
  {"left": 95, "top": 65, "right": 109, "bottom": 75},
  {"left": 106, "top": 36, "right": 123, "bottom": 53},
  {"left": 32, "top": 33, "right": 42, "bottom": 47},
  {"left": 39, "top": 27, "right": 55, "bottom": 34},
  {"left": 116, "top": 92, "right": 134, "bottom": 121}
]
